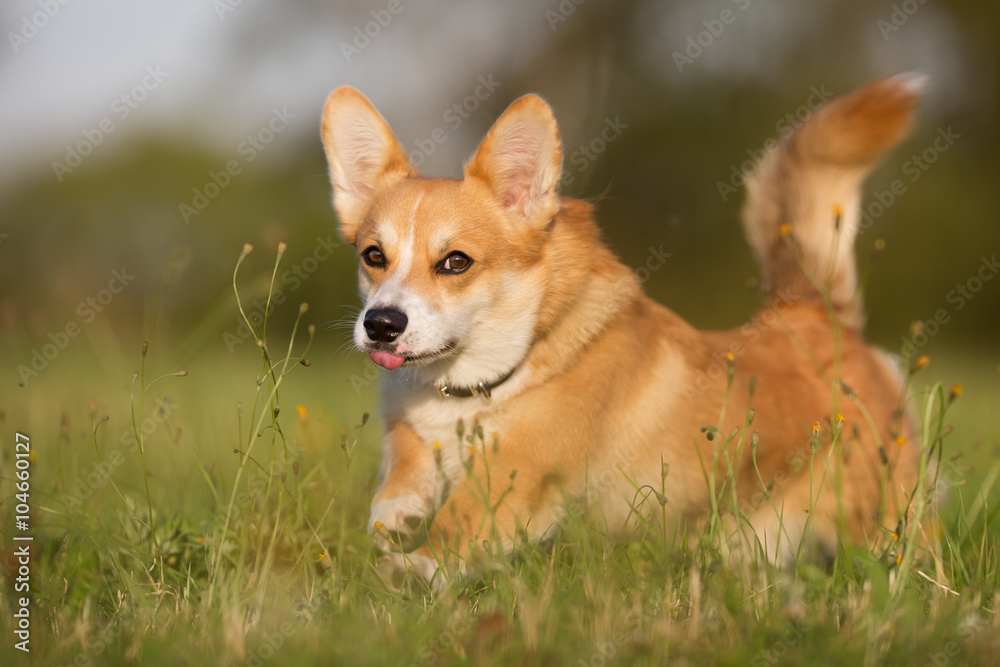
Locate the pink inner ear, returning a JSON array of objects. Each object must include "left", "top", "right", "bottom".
[
  {"left": 500, "top": 164, "right": 535, "bottom": 211},
  {"left": 502, "top": 182, "right": 528, "bottom": 209},
  {"left": 470, "top": 109, "right": 559, "bottom": 219}
]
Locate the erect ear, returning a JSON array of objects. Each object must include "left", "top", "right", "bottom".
[
  {"left": 464, "top": 94, "right": 563, "bottom": 227},
  {"left": 320, "top": 87, "right": 412, "bottom": 245}
]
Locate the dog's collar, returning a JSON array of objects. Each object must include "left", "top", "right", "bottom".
[{"left": 434, "top": 366, "right": 517, "bottom": 400}]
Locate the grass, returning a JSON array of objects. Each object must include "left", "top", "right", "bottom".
[{"left": 2, "top": 243, "right": 999, "bottom": 666}]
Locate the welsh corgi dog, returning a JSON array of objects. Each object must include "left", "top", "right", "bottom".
[{"left": 320, "top": 74, "right": 925, "bottom": 585}]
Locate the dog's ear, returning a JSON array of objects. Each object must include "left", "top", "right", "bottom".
[
  {"left": 465, "top": 94, "right": 563, "bottom": 228},
  {"left": 321, "top": 87, "right": 412, "bottom": 245}
]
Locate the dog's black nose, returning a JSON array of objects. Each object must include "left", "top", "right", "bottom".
[{"left": 363, "top": 307, "right": 408, "bottom": 343}]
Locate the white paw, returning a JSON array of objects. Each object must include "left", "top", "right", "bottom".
[
  {"left": 368, "top": 495, "right": 432, "bottom": 551},
  {"left": 377, "top": 551, "right": 447, "bottom": 592}
]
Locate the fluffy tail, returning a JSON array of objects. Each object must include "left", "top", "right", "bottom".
[{"left": 742, "top": 73, "right": 924, "bottom": 330}]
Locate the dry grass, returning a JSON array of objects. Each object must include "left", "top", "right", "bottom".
[{"left": 1, "top": 243, "right": 998, "bottom": 666}]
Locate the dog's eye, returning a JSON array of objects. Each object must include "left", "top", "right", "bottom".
[
  {"left": 361, "top": 246, "right": 386, "bottom": 268},
  {"left": 438, "top": 252, "right": 472, "bottom": 274}
]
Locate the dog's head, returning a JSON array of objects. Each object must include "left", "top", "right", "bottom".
[{"left": 321, "top": 87, "right": 563, "bottom": 391}]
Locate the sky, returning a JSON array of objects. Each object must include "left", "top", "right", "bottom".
[
  {"left": 0, "top": 0, "right": 555, "bottom": 186},
  {"left": 1, "top": 0, "right": 980, "bottom": 193}
]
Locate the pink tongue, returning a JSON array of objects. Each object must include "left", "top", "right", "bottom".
[{"left": 369, "top": 351, "right": 406, "bottom": 370}]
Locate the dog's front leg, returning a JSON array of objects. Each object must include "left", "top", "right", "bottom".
[
  {"left": 368, "top": 420, "right": 440, "bottom": 551},
  {"left": 386, "top": 447, "right": 564, "bottom": 588}
]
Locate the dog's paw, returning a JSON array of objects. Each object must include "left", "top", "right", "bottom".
[
  {"left": 376, "top": 551, "right": 447, "bottom": 592},
  {"left": 368, "top": 496, "right": 432, "bottom": 552}
]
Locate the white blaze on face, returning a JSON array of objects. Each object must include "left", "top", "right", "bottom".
[
  {"left": 352, "top": 184, "right": 542, "bottom": 390},
  {"left": 355, "top": 191, "right": 442, "bottom": 357},
  {"left": 369, "top": 191, "right": 422, "bottom": 308}
]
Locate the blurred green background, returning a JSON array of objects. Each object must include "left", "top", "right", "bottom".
[{"left": 1, "top": 0, "right": 997, "bottom": 472}]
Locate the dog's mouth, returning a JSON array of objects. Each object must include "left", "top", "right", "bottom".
[{"left": 366, "top": 340, "right": 459, "bottom": 370}]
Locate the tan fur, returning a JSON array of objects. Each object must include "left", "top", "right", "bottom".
[
  {"left": 320, "top": 77, "right": 923, "bottom": 585},
  {"left": 743, "top": 73, "right": 924, "bottom": 329}
]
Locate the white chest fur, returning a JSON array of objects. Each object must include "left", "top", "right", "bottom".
[{"left": 382, "top": 375, "right": 508, "bottom": 494}]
